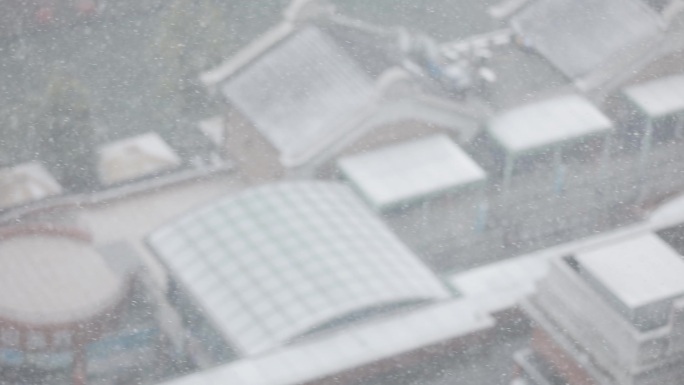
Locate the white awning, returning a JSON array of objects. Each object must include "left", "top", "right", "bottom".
[
  {"left": 338, "top": 134, "right": 486, "bottom": 209},
  {"left": 623, "top": 74, "right": 684, "bottom": 118},
  {"left": 488, "top": 95, "right": 612, "bottom": 155}
]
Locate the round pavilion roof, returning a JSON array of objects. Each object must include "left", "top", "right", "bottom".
[{"left": 0, "top": 234, "right": 126, "bottom": 326}]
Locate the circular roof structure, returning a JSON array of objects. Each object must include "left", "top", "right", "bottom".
[
  {"left": 148, "top": 182, "right": 449, "bottom": 355},
  {"left": 0, "top": 234, "right": 126, "bottom": 327}
]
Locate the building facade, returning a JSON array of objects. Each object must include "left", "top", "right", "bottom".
[{"left": 514, "top": 232, "right": 684, "bottom": 385}]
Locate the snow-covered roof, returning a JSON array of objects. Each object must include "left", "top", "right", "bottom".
[
  {"left": 451, "top": 253, "right": 549, "bottom": 314},
  {"left": 197, "top": 116, "right": 226, "bottom": 146},
  {"left": 157, "top": 299, "right": 493, "bottom": 385},
  {"left": 576, "top": 233, "right": 684, "bottom": 309},
  {"left": 97, "top": 132, "right": 182, "bottom": 186},
  {"left": 623, "top": 74, "right": 684, "bottom": 118},
  {"left": 147, "top": 182, "right": 449, "bottom": 356},
  {"left": 0, "top": 235, "right": 126, "bottom": 325},
  {"left": 221, "top": 26, "right": 375, "bottom": 167},
  {"left": 650, "top": 192, "right": 684, "bottom": 228},
  {"left": 488, "top": 95, "right": 612, "bottom": 154},
  {"left": 0, "top": 162, "right": 62, "bottom": 210},
  {"left": 338, "top": 134, "right": 486, "bottom": 210},
  {"left": 511, "top": 0, "right": 662, "bottom": 79}
]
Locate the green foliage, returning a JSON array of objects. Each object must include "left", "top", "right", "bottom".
[
  {"left": 150, "top": 0, "right": 284, "bottom": 116},
  {"left": 38, "top": 72, "right": 98, "bottom": 192},
  {"left": 150, "top": 0, "right": 235, "bottom": 114}
]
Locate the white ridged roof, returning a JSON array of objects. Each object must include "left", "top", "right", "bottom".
[
  {"left": 221, "top": 27, "right": 375, "bottom": 166},
  {"left": 339, "top": 134, "right": 486, "bottom": 209},
  {"left": 148, "top": 182, "right": 449, "bottom": 356},
  {"left": 624, "top": 74, "right": 684, "bottom": 118},
  {"left": 488, "top": 95, "right": 612, "bottom": 154}
]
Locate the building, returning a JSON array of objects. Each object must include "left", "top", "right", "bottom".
[
  {"left": 96, "top": 132, "right": 182, "bottom": 186},
  {"left": 199, "top": 0, "right": 487, "bottom": 180},
  {"left": 192, "top": 0, "right": 684, "bottom": 272},
  {"left": 486, "top": 94, "right": 613, "bottom": 188},
  {"left": 514, "top": 232, "right": 684, "bottom": 385},
  {"left": 5, "top": 2, "right": 684, "bottom": 383},
  {"left": 510, "top": 0, "right": 665, "bottom": 92},
  {"left": 145, "top": 182, "right": 496, "bottom": 382},
  {"left": 338, "top": 134, "right": 488, "bottom": 259},
  {"left": 0, "top": 225, "right": 171, "bottom": 385},
  {"left": 0, "top": 162, "right": 62, "bottom": 211},
  {"left": 156, "top": 299, "right": 494, "bottom": 385},
  {"left": 447, "top": 0, "right": 684, "bottom": 109},
  {"left": 622, "top": 74, "right": 684, "bottom": 160}
]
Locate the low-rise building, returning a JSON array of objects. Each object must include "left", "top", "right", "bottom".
[
  {"left": 0, "top": 225, "right": 172, "bottom": 385},
  {"left": 97, "top": 132, "right": 182, "bottom": 186},
  {"left": 514, "top": 232, "right": 684, "bottom": 385},
  {"left": 199, "top": 0, "right": 486, "bottom": 180},
  {"left": 145, "top": 182, "right": 496, "bottom": 383},
  {"left": 0, "top": 162, "right": 62, "bottom": 211},
  {"left": 338, "top": 134, "right": 488, "bottom": 259}
]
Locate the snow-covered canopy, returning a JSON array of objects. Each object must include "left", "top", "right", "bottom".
[
  {"left": 147, "top": 182, "right": 449, "bottom": 356},
  {"left": 338, "top": 134, "right": 486, "bottom": 210},
  {"left": 488, "top": 95, "right": 612, "bottom": 155},
  {"left": 623, "top": 74, "right": 684, "bottom": 118}
]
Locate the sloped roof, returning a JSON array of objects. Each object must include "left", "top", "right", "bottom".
[
  {"left": 221, "top": 26, "right": 376, "bottom": 167},
  {"left": 97, "top": 132, "right": 181, "bottom": 186},
  {"left": 488, "top": 95, "right": 612, "bottom": 154},
  {"left": 0, "top": 162, "right": 62, "bottom": 210},
  {"left": 623, "top": 73, "right": 684, "bottom": 118},
  {"left": 511, "top": 0, "right": 662, "bottom": 79},
  {"left": 339, "top": 134, "right": 486, "bottom": 209},
  {"left": 147, "top": 182, "right": 449, "bottom": 356}
]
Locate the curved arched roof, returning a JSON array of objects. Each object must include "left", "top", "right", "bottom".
[{"left": 147, "top": 182, "right": 448, "bottom": 355}]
